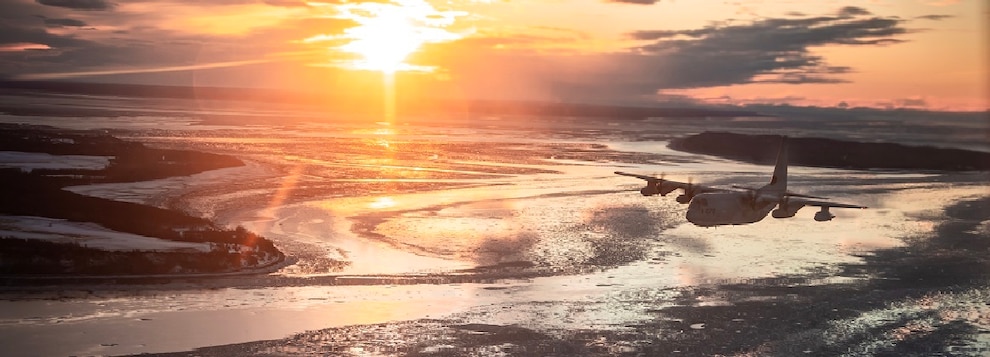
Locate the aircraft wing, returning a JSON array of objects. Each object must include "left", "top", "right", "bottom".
[
  {"left": 789, "top": 198, "right": 866, "bottom": 209},
  {"left": 783, "top": 197, "right": 866, "bottom": 221},
  {"left": 614, "top": 171, "right": 665, "bottom": 182},
  {"left": 736, "top": 185, "right": 828, "bottom": 199},
  {"left": 614, "top": 171, "right": 726, "bottom": 195}
]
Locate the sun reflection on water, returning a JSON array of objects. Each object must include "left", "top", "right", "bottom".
[
  {"left": 370, "top": 127, "right": 395, "bottom": 136},
  {"left": 369, "top": 197, "right": 397, "bottom": 209}
]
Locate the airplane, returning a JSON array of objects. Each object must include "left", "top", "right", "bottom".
[{"left": 615, "top": 137, "right": 866, "bottom": 227}]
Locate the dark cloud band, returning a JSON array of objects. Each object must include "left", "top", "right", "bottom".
[
  {"left": 628, "top": 11, "right": 909, "bottom": 88},
  {"left": 42, "top": 18, "right": 88, "bottom": 27},
  {"left": 36, "top": 0, "right": 115, "bottom": 11}
]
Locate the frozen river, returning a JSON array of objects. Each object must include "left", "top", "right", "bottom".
[{"left": 0, "top": 95, "right": 988, "bottom": 356}]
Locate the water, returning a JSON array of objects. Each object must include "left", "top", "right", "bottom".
[{"left": 0, "top": 92, "right": 987, "bottom": 356}]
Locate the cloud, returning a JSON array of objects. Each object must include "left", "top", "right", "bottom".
[
  {"left": 13, "top": 58, "right": 279, "bottom": 80},
  {"left": 421, "top": 7, "right": 922, "bottom": 104},
  {"left": 893, "top": 97, "right": 929, "bottom": 108},
  {"left": 921, "top": 0, "right": 961, "bottom": 6},
  {"left": 916, "top": 14, "right": 954, "bottom": 21},
  {"left": 606, "top": 0, "right": 660, "bottom": 5},
  {"left": 40, "top": 17, "right": 88, "bottom": 27},
  {"left": 0, "top": 0, "right": 333, "bottom": 82},
  {"left": 838, "top": 6, "right": 871, "bottom": 17},
  {"left": 627, "top": 12, "right": 908, "bottom": 88},
  {"left": 36, "top": 0, "right": 115, "bottom": 11},
  {"left": 263, "top": 0, "right": 311, "bottom": 6},
  {"left": 0, "top": 19, "right": 90, "bottom": 48},
  {"left": 399, "top": 7, "right": 923, "bottom": 104},
  {"left": 0, "top": 1, "right": 951, "bottom": 109}
]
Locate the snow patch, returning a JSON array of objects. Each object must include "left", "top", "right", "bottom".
[
  {"left": 0, "top": 151, "right": 110, "bottom": 172},
  {"left": 0, "top": 216, "right": 210, "bottom": 252}
]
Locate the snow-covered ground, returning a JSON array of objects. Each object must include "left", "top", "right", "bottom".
[
  {"left": 0, "top": 149, "right": 217, "bottom": 254},
  {"left": 0, "top": 151, "right": 110, "bottom": 172},
  {"left": 0, "top": 216, "right": 210, "bottom": 252}
]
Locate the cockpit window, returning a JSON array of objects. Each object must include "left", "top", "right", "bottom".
[{"left": 696, "top": 198, "right": 708, "bottom": 206}]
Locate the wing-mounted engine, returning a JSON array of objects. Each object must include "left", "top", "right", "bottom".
[
  {"left": 640, "top": 180, "right": 679, "bottom": 197},
  {"left": 640, "top": 182, "right": 659, "bottom": 196},
  {"left": 675, "top": 181, "right": 698, "bottom": 204},
  {"left": 658, "top": 181, "right": 678, "bottom": 196},
  {"left": 814, "top": 206, "right": 835, "bottom": 222},
  {"left": 616, "top": 172, "right": 719, "bottom": 206},
  {"left": 772, "top": 198, "right": 805, "bottom": 218}
]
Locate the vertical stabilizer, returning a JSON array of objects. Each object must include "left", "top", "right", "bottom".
[{"left": 761, "top": 136, "right": 788, "bottom": 194}]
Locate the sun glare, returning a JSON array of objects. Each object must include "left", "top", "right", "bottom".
[
  {"left": 341, "top": 14, "right": 422, "bottom": 73},
  {"left": 312, "top": 0, "right": 463, "bottom": 73},
  {"left": 369, "top": 197, "right": 397, "bottom": 209}
]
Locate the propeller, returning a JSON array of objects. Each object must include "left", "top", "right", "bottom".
[
  {"left": 637, "top": 172, "right": 665, "bottom": 196},
  {"left": 653, "top": 172, "right": 673, "bottom": 196}
]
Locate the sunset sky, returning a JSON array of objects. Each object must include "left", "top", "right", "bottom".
[{"left": 0, "top": 0, "right": 987, "bottom": 111}]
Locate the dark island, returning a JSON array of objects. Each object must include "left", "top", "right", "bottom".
[
  {"left": 0, "top": 124, "right": 284, "bottom": 276},
  {"left": 669, "top": 132, "right": 990, "bottom": 171}
]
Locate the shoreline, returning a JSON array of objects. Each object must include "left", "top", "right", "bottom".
[{"left": 0, "top": 254, "right": 295, "bottom": 283}]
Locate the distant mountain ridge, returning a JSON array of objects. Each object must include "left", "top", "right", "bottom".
[{"left": 0, "top": 80, "right": 762, "bottom": 119}]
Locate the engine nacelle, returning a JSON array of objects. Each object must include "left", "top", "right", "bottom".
[
  {"left": 814, "top": 207, "right": 835, "bottom": 222},
  {"left": 772, "top": 204, "right": 804, "bottom": 219},
  {"left": 772, "top": 208, "right": 796, "bottom": 219},
  {"left": 640, "top": 185, "right": 659, "bottom": 196},
  {"left": 675, "top": 194, "right": 692, "bottom": 204},
  {"left": 658, "top": 183, "right": 677, "bottom": 196}
]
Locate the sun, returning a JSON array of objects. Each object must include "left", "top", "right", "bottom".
[
  {"left": 340, "top": 11, "right": 423, "bottom": 73},
  {"left": 327, "top": 0, "right": 463, "bottom": 73}
]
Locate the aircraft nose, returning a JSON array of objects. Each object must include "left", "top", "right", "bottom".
[{"left": 685, "top": 207, "right": 700, "bottom": 224}]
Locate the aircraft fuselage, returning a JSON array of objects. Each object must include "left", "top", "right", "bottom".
[{"left": 685, "top": 192, "right": 777, "bottom": 227}]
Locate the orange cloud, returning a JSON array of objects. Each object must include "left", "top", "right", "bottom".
[{"left": 0, "top": 43, "right": 52, "bottom": 52}]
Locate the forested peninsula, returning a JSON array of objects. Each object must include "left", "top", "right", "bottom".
[
  {"left": 669, "top": 132, "right": 990, "bottom": 171},
  {"left": 0, "top": 124, "right": 284, "bottom": 276}
]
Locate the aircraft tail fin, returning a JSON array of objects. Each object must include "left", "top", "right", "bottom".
[{"left": 760, "top": 136, "right": 788, "bottom": 195}]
